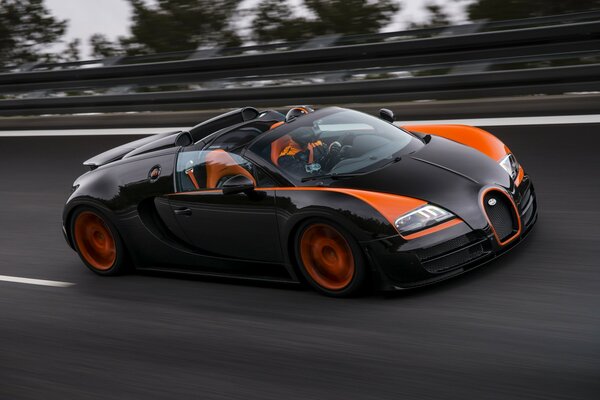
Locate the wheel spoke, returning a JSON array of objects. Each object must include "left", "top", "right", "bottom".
[
  {"left": 74, "top": 211, "right": 117, "bottom": 271},
  {"left": 300, "top": 224, "right": 355, "bottom": 291}
]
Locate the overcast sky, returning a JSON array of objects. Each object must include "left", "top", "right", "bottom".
[{"left": 45, "top": 0, "right": 471, "bottom": 59}]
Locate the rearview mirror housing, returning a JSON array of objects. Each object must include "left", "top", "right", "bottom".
[{"left": 379, "top": 108, "right": 394, "bottom": 123}]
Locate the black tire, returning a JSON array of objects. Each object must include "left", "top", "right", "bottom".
[
  {"left": 294, "top": 219, "right": 369, "bottom": 297},
  {"left": 70, "top": 206, "right": 130, "bottom": 276}
]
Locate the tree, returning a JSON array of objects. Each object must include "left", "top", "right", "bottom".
[
  {"left": 252, "top": 0, "right": 313, "bottom": 43},
  {"left": 409, "top": 3, "right": 451, "bottom": 29},
  {"left": 117, "top": 0, "right": 242, "bottom": 55},
  {"left": 466, "top": 0, "right": 600, "bottom": 21},
  {"left": 252, "top": 0, "right": 400, "bottom": 43},
  {"left": 62, "top": 39, "right": 81, "bottom": 63},
  {"left": 89, "top": 34, "right": 122, "bottom": 58},
  {"left": 0, "top": 0, "right": 67, "bottom": 68}
]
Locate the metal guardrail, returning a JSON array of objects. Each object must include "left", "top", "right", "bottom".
[
  {"left": 0, "top": 12, "right": 599, "bottom": 116},
  {"left": 8, "top": 9, "right": 600, "bottom": 72},
  {"left": 2, "top": 64, "right": 598, "bottom": 116}
]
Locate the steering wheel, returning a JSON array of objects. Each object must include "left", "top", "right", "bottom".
[{"left": 335, "top": 133, "right": 355, "bottom": 160}]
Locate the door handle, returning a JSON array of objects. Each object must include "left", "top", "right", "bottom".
[{"left": 174, "top": 207, "right": 192, "bottom": 216}]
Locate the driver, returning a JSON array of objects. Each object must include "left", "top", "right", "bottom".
[{"left": 278, "top": 126, "right": 341, "bottom": 176}]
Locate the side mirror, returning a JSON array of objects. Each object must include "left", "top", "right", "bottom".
[
  {"left": 379, "top": 108, "right": 394, "bottom": 123},
  {"left": 222, "top": 174, "right": 255, "bottom": 195}
]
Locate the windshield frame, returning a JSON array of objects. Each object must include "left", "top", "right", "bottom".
[{"left": 244, "top": 107, "right": 422, "bottom": 186}]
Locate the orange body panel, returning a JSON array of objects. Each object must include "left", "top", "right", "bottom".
[
  {"left": 403, "top": 219, "right": 464, "bottom": 240},
  {"left": 402, "top": 124, "right": 509, "bottom": 162},
  {"left": 263, "top": 187, "right": 458, "bottom": 239},
  {"left": 172, "top": 188, "right": 457, "bottom": 240},
  {"left": 270, "top": 187, "right": 425, "bottom": 227}
]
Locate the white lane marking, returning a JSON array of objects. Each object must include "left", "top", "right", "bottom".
[
  {"left": 0, "top": 274, "right": 75, "bottom": 288},
  {"left": 0, "top": 127, "right": 182, "bottom": 137},
  {"left": 1, "top": 114, "right": 600, "bottom": 137},
  {"left": 396, "top": 114, "right": 600, "bottom": 127}
]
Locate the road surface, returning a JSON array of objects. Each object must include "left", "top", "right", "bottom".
[{"left": 0, "top": 123, "right": 598, "bottom": 399}]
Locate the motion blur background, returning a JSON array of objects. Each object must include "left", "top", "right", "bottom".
[{"left": 0, "top": 1, "right": 599, "bottom": 399}]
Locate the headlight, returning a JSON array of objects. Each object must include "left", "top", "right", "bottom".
[
  {"left": 395, "top": 205, "right": 455, "bottom": 236},
  {"left": 499, "top": 153, "right": 519, "bottom": 180}
]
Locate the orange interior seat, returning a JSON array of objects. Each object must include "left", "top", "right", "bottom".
[
  {"left": 270, "top": 134, "right": 293, "bottom": 166},
  {"left": 205, "top": 150, "right": 256, "bottom": 189}
]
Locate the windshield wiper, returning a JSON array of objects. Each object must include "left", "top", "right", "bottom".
[
  {"left": 301, "top": 172, "right": 361, "bottom": 183},
  {"left": 300, "top": 156, "right": 402, "bottom": 183}
]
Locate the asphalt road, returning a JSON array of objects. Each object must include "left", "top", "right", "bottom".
[{"left": 0, "top": 124, "right": 598, "bottom": 399}]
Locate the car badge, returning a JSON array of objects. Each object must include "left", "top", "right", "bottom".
[
  {"left": 149, "top": 166, "right": 161, "bottom": 181},
  {"left": 488, "top": 198, "right": 497, "bottom": 206}
]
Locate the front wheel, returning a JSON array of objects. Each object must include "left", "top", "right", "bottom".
[
  {"left": 70, "top": 207, "right": 129, "bottom": 275},
  {"left": 294, "top": 220, "right": 368, "bottom": 297}
]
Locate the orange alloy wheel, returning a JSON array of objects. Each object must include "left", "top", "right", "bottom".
[
  {"left": 74, "top": 211, "right": 117, "bottom": 271},
  {"left": 300, "top": 224, "right": 355, "bottom": 291}
]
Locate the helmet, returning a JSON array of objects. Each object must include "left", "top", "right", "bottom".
[
  {"left": 285, "top": 105, "right": 314, "bottom": 123},
  {"left": 292, "top": 126, "right": 317, "bottom": 146}
]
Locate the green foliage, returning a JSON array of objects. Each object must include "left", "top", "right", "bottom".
[
  {"left": 0, "top": 0, "right": 67, "bottom": 68},
  {"left": 118, "top": 0, "right": 242, "bottom": 55},
  {"left": 252, "top": 0, "right": 313, "bottom": 43},
  {"left": 63, "top": 38, "right": 81, "bottom": 63},
  {"left": 89, "top": 34, "right": 121, "bottom": 59},
  {"left": 466, "top": 0, "right": 600, "bottom": 21},
  {"left": 409, "top": 3, "right": 450, "bottom": 29},
  {"left": 252, "top": 0, "right": 400, "bottom": 43},
  {"left": 6, "top": 0, "right": 598, "bottom": 67}
]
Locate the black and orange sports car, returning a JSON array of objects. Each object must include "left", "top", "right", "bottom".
[{"left": 63, "top": 106, "right": 537, "bottom": 296}]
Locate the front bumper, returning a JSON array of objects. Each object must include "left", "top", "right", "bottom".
[{"left": 367, "top": 178, "right": 538, "bottom": 290}]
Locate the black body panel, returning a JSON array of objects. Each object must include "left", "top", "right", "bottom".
[
  {"left": 167, "top": 190, "right": 282, "bottom": 262},
  {"left": 330, "top": 135, "right": 513, "bottom": 231},
  {"left": 83, "top": 131, "right": 179, "bottom": 169},
  {"left": 63, "top": 107, "right": 537, "bottom": 290}
]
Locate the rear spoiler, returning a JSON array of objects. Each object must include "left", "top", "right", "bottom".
[
  {"left": 83, "top": 107, "right": 260, "bottom": 170},
  {"left": 189, "top": 107, "right": 259, "bottom": 142}
]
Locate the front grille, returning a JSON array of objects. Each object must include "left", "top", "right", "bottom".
[
  {"left": 415, "top": 232, "right": 480, "bottom": 261},
  {"left": 415, "top": 232, "right": 489, "bottom": 274},
  {"left": 520, "top": 187, "right": 531, "bottom": 211},
  {"left": 422, "top": 242, "right": 486, "bottom": 274},
  {"left": 483, "top": 190, "right": 519, "bottom": 242},
  {"left": 521, "top": 191, "right": 535, "bottom": 226}
]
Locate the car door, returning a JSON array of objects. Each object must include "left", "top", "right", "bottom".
[{"left": 166, "top": 148, "right": 282, "bottom": 263}]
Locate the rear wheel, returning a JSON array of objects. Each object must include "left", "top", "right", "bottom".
[
  {"left": 71, "top": 207, "right": 129, "bottom": 275},
  {"left": 295, "top": 220, "right": 368, "bottom": 297}
]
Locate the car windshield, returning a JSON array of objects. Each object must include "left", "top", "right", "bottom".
[{"left": 247, "top": 108, "right": 420, "bottom": 183}]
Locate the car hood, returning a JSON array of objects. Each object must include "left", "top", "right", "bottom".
[{"left": 331, "top": 135, "right": 514, "bottom": 229}]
